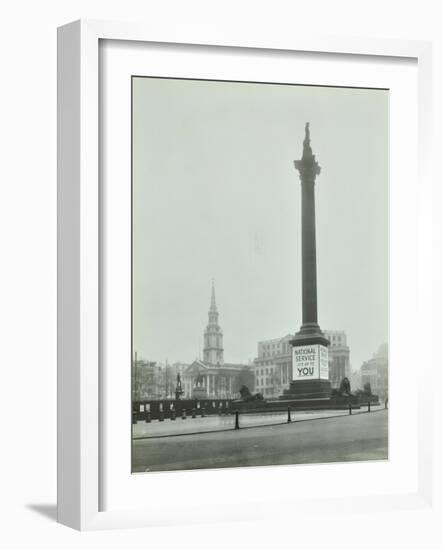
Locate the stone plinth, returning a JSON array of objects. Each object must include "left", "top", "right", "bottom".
[
  {"left": 192, "top": 387, "right": 207, "bottom": 400},
  {"left": 281, "top": 379, "right": 332, "bottom": 400}
]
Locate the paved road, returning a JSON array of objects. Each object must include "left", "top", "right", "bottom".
[{"left": 132, "top": 409, "right": 388, "bottom": 472}]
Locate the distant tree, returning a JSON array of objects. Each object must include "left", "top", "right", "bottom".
[
  {"left": 162, "top": 364, "right": 176, "bottom": 398},
  {"left": 233, "top": 367, "right": 255, "bottom": 395},
  {"left": 363, "top": 382, "right": 372, "bottom": 395},
  {"left": 132, "top": 360, "right": 163, "bottom": 400}
]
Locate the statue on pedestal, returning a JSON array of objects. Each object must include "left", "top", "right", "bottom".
[{"left": 175, "top": 372, "right": 184, "bottom": 400}]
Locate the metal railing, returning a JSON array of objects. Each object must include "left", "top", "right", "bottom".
[{"left": 133, "top": 400, "right": 388, "bottom": 439}]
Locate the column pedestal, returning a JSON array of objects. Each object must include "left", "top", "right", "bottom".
[{"left": 281, "top": 334, "right": 331, "bottom": 401}]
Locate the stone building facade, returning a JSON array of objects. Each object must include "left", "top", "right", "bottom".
[
  {"left": 252, "top": 330, "right": 351, "bottom": 398},
  {"left": 253, "top": 335, "right": 293, "bottom": 398},
  {"left": 323, "top": 330, "right": 351, "bottom": 389},
  {"left": 360, "top": 343, "right": 389, "bottom": 400}
]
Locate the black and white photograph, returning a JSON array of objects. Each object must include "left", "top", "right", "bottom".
[{"left": 131, "top": 76, "right": 389, "bottom": 473}]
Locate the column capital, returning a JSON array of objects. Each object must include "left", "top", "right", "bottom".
[{"left": 294, "top": 122, "right": 321, "bottom": 182}]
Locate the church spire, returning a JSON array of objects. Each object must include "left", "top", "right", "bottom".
[
  {"left": 203, "top": 280, "right": 224, "bottom": 365},
  {"left": 210, "top": 278, "right": 217, "bottom": 312}
]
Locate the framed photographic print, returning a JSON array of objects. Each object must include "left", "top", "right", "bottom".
[
  {"left": 57, "top": 20, "right": 433, "bottom": 530},
  {"left": 130, "top": 76, "right": 389, "bottom": 473}
]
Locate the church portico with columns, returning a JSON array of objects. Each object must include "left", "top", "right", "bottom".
[
  {"left": 183, "top": 359, "right": 246, "bottom": 399},
  {"left": 182, "top": 281, "right": 251, "bottom": 399}
]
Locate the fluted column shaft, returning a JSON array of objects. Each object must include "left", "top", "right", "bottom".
[{"left": 301, "top": 179, "right": 318, "bottom": 326}]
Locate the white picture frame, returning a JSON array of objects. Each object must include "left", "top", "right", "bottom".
[{"left": 57, "top": 19, "right": 433, "bottom": 531}]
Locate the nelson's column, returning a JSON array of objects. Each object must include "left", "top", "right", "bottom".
[{"left": 281, "top": 123, "right": 331, "bottom": 402}]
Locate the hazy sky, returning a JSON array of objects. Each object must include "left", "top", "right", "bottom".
[{"left": 132, "top": 77, "right": 388, "bottom": 371}]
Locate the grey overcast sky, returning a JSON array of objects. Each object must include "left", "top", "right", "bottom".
[{"left": 132, "top": 77, "right": 388, "bottom": 371}]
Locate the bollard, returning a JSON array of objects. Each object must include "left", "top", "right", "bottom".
[
  {"left": 181, "top": 409, "right": 187, "bottom": 420},
  {"left": 287, "top": 406, "right": 292, "bottom": 423},
  {"left": 368, "top": 401, "right": 371, "bottom": 413},
  {"left": 235, "top": 410, "right": 240, "bottom": 430},
  {"left": 348, "top": 402, "right": 352, "bottom": 415},
  {"left": 145, "top": 411, "right": 151, "bottom": 423},
  {"left": 171, "top": 410, "right": 176, "bottom": 421},
  {"left": 201, "top": 407, "right": 206, "bottom": 418},
  {"left": 159, "top": 411, "right": 164, "bottom": 422},
  {"left": 191, "top": 408, "right": 196, "bottom": 419}
]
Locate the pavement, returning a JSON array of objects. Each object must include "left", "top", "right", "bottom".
[
  {"left": 132, "top": 405, "right": 385, "bottom": 439},
  {"left": 132, "top": 408, "right": 388, "bottom": 472}
]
